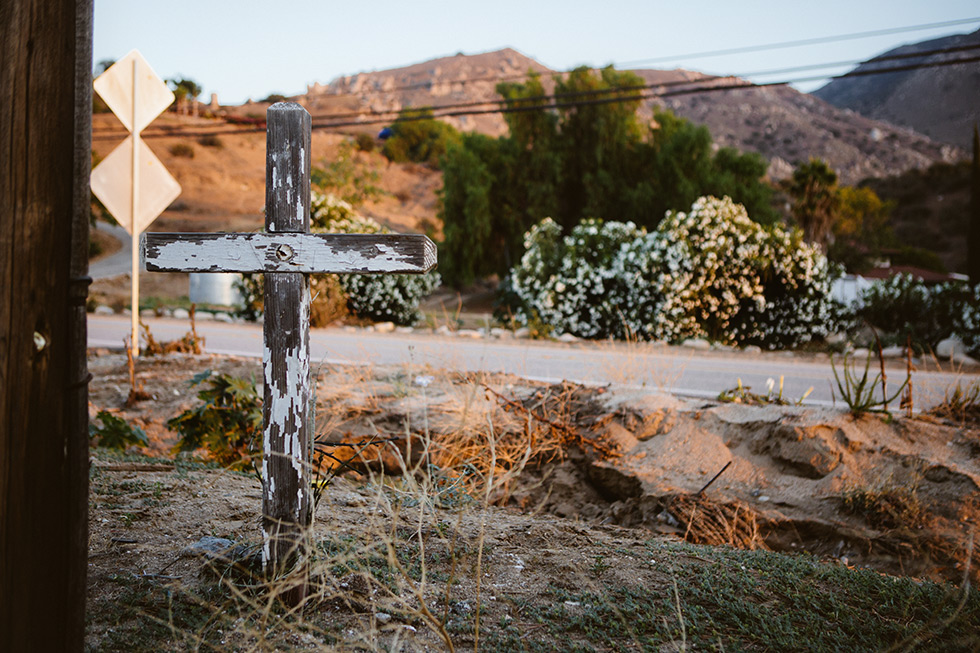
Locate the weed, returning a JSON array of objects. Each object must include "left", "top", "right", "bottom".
[
  {"left": 842, "top": 482, "right": 928, "bottom": 531},
  {"left": 589, "top": 555, "right": 611, "bottom": 578},
  {"left": 927, "top": 380, "right": 980, "bottom": 425},
  {"left": 719, "top": 376, "right": 797, "bottom": 406},
  {"left": 89, "top": 410, "right": 149, "bottom": 450},
  {"left": 167, "top": 370, "right": 262, "bottom": 472},
  {"left": 830, "top": 350, "right": 909, "bottom": 415},
  {"left": 140, "top": 307, "right": 203, "bottom": 355}
]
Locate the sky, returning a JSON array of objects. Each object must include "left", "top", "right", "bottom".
[{"left": 93, "top": 1, "right": 980, "bottom": 105}]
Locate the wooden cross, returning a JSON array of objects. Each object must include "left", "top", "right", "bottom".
[{"left": 142, "top": 103, "right": 436, "bottom": 598}]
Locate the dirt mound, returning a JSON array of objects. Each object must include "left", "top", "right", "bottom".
[{"left": 91, "top": 351, "right": 980, "bottom": 587}]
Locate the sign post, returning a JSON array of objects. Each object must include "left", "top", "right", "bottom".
[
  {"left": 91, "top": 50, "right": 181, "bottom": 358},
  {"left": 143, "top": 103, "right": 436, "bottom": 602}
]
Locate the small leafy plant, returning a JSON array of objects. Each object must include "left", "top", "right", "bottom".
[
  {"left": 167, "top": 370, "right": 262, "bottom": 472},
  {"left": 89, "top": 410, "right": 149, "bottom": 450},
  {"left": 830, "top": 351, "right": 908, "bottom": 415},
  {"left": 718, "top": 376, "right": 814, "bottom": 406}
]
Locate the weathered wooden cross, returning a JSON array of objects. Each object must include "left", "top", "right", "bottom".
[{"left": 142, "top": 103, "right": 436, "bottom": 594}]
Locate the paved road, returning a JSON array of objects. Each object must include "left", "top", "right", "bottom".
[
  {"left": 90, "top": 223, "right": 134, "bottom": 279},
  {"left": 87, "top": 314, "right": 979, "bottom": 411}
]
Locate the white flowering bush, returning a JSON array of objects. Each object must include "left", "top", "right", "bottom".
[
  {"left": 509, "top": 196, "right": 840, "bottom": 348},
  {"left": 730, "top": 226, "right": 843, "bottom": 348},
  {"left": 956, "top": 284, "right": 980, "bottom": 356},
  {"left": 510, "top": 218, "right": 645, "bottom": 339},
  {"left": 858, "top": 274, "right": 980, "bottom": 353},
  {"left": 646, "top": 196, "right": 768, "bottom": 343},
  {"left": 236, "top": 192, "right": 440, "bottom": 326}
]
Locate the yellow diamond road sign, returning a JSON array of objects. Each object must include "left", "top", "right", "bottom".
[
  {"left": 93, "top": 50, "right": 174, "bottom": 134},
  {"left": 91, "top": 135, "right": 182, "bottom": 236}
]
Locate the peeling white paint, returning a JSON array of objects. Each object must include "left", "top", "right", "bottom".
[{"left": 145, "top": 234, "right": 434, "bottom": 273}]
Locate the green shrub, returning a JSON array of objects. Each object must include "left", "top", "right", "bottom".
[
  {"left": 168, "top": 143, "right": 194, "bottom": 158},
  {"left": 167, "top": 370, "right": 262, "bottom": 472},
  {"left": 354, "top": 132, "right": 375, "bottom": 152},
  {"left": 197, "top": 134, "right": 223, "bottom": 148},
  {"left": 857, "top": 275, "right": 976, "bottom": 351},
  {"left": 90, "top": 411, "right": 149, "bottom": 450}
]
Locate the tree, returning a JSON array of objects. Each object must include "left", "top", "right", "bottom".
[
  {"left": 437, "top": 68, "right": 778, "bottom": 286},
  {"left": 787, "top": 158, "right": 840, "bottom": 249},
  {"left": 381, "top": 107, "right": 461, "bottom": 167},
  {"left": 167, "top": 77, "right": 202, "bottom": 115},
  {"left": 828, "top": 185, "right": 895, "bottom": 270}
]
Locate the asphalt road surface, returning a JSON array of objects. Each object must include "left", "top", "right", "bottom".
[{"left": 88, "top": 314, "right": 979, "bottom": 412}]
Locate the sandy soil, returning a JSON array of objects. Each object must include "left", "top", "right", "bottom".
[{"left": 84, "top": 346, "right": 980, "bottom": 649}]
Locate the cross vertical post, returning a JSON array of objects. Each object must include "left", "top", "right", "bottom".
[
  {"left": 262, "top": 103, "right": 312, "bottom": 598},
  {"left": 142, "top": 101, "right": 436, "bottom": 607}
]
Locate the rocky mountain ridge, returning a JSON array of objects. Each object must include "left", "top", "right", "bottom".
[
  {"left": 301, "top": 47, "right": 964, "bottom": 184},
  {"left": 814, "top": 28, "right": 980, "bottom": 150}
]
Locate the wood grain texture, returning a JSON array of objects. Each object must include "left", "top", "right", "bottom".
[
  {"left": 143, "top": 232, "right": 437, "bottom": 274},
  {"left": 265, "top": 103, "right": 310, "bottom": 234},
  {"left": 0, "top": 1, "right": 91, "bottom": 650},
  {"left": 260, "top": 104, "right": 312, "bottom": 600}
]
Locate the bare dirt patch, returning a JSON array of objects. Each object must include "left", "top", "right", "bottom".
[{"left": 86, "top": 350, "right": 980, "bottom": 650}]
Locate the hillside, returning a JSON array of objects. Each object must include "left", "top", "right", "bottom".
[
  {"left": 814, "top": 28, "right": 980, "bottom": 150},
  {"left": 301, "top": 48, "right": 962, "bottom": 184},
  {"left": 91, "top": 113, "right": 441, "bottom": 236}
]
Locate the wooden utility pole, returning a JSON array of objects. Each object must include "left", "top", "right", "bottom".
[
  {"left": 970, "top": 124, "right": 980, "bottom": 284},
  {"left": 1, "top": 1, "right": 93, "bottom": 651}
]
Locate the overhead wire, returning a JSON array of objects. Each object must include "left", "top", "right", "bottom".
[
  {"left": 91, "top": 37, "right": 980, "bottom": 140},
  {"left": 311, "top": 16, "right": 980, "bottom": 99}
]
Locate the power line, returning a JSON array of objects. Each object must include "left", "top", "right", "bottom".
[
  {"left": 92, "top": 49, "right": 980, "bottom": 140},
  {"left": 313, "top": 17, "right": 980, "bottom": 101},
  {"left": 616, "top": 16, "right": 980, "bottom": 66},
  {"left": 309, "top": 41, "right": 980, "bottom": 123}
]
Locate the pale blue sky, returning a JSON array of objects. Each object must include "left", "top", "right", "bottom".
[{"left": 93, "top": 1, "right": 980, "bottom": 105}]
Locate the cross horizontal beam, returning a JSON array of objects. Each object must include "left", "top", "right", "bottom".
[{"left": 142, "top": 232, "right": 437, "bottom": 274}]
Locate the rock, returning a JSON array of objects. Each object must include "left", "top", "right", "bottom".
[
  {"left": 743, "top": 345, "right": 763, "bottom": 354},
  {"left": 558, "top": 333, "right": 579, "bottom": 343},
  {"left": 456, "top": 329, "right": 483, "bottom": 339},
  {"left": 767, "top": 424, "right": 843, "bottom": 478},
  {"left": 181, "top": 536, "right": 237, "bottom": 559},
  {"left": 880, "top": 346, "right": 906, "bottom": 358},
  {"left": 824, "top": 333, "right": 848, "bottom": 347},
  {"left": 952, "top": 353, "right": 979, "bottom": 367},
  {"left": 514, "top": 327, "right": 531, "bottom": 339},
  {"left": 850, "top": 348, "right": 871, "bottom": 360},
  {"left": 139, "top": 309, "right": 156, "bottom": 318},
  {"left": 936, "top": 336, "right": 965, "bottom": 359},
  {"left": 709, "top": 403, "right": 784, "bottom": 427},
  {"left": 172, "top": 308, "right": 190, "bottom": 319},
  {"left": 395, "top": 326, "right": 414, "bottom": 334},
  {"left": 374, "top": 321, "right": 395, "bottom": 333},
  {"left": 682, "top": 338, "right": 711, "bottom": 350},
  {"left": 375, "top": 612, "right": 392, "bottom": 624},
  {"left": 435, "top": 325, "right": 452, "bottom": 336},
  {"left": 588, "top": 461, "right": 644, "bottom": 499},
  {"left": 94, "top": 305, "right": 115, "bottom": 316},
  {"left": 213, "top": 312, "right": 233, "bottom": 323}
]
